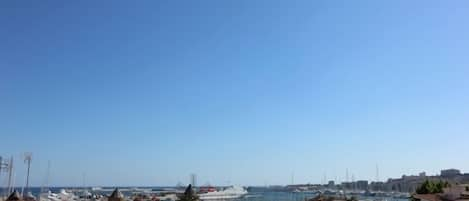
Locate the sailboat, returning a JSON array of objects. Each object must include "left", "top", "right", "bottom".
[{"left": 39, "top": 161, "right": 52, "bottom": 201}]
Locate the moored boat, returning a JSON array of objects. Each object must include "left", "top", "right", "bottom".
[{"left": 198, "top": 186, "right": 247, "bottom": 200}]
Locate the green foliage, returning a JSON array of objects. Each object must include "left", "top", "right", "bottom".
[
  {"left": 347, "top": 196, "right": 358, "bottom": 201},
  {"left": 415, "top": 180, "right": 449, "bottom": 194},
  {"left": 443, "top": 181, "right": 450, "bottom": 188}
]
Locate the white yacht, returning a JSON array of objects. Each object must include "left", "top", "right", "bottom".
[
  {"left": 40, "top": 189, "right": 79, "bottom": 201},
  {"left": 199, "top": 186, "right": 248, "bottom": 200}
]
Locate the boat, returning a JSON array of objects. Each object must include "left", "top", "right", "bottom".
[
  {"left": 154, "top": 194, "right": 179, "bottom": 201},
  {"left": 24, "top": 192, "right": 37, "bottom": 201},
  {"left": 91, "top": 187, "right": 103, "bottom": 191},
  {"left": 39, "top": 191, "right": 62, "bottom": 201},
  {"left": 46, "top": 189, "right": 78, "bottom": 201},
  {"left": 198, "top": 186, "right": 248, "bottom": 200},
  {"left": 199, "top": 186, "right": 218, "bottom": 194}
]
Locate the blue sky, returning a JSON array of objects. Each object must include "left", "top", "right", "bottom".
[{"left": 1, "top": 0, "right": 469, "bottom": 187}]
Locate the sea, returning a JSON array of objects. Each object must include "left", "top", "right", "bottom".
[{"left": 0, "top": 187, "right": 408, "bottom": 201}]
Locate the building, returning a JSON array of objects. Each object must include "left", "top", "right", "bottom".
[
  {"left": 348, "top": 169, "right": 469, "bottom": 193},
  {"left": 441, "top": 169, "right": 461, "bottom": 177},
  {"left": 341, "top": 182, "right": 352, "bottom": 190},
  {"left": 370, "top": 182, "right": 385, "bottom": 191},
  {"left": 356, "top": 180, "right": 369, "bottom": 190},
  {"left": 328, "top": 180, "right": 335, "bottom": 189},
  {"left": 385, "top": 173, "right": 428, "bottom": 192}
]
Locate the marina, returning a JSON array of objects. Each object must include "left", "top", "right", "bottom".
[
  {"left": 0, "top": 155, "right": 460, "bottom": 201},
  {"left": 0, "top": 186, "right": 409, "bottom": 201},
  {"left": 2, "top": 2, "right": 468, "bottom": 201}
]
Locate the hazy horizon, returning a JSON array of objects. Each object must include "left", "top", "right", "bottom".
[
  {"left": 1, "top": 1, "right": 469, "bottom": 187},
  {"left": 0, "top": 166, "right": 467, "bottom": 188}
]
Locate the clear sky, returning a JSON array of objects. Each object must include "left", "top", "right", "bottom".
[{"left": 1, "top": 0, "right": 469, "bottom": 187}]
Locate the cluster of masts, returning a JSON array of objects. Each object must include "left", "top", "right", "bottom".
[
  {"left": 1, "top": 188, "right": 123, "bottom": 201},
  {"left": 0, "top": 153, "right": 33, "bottom": 199},
  {"left": 3, "top": 190, "right": 35, "bottom": 201},
  {"left": 319, "top": 165, "right": 381, "bottom": 185}
]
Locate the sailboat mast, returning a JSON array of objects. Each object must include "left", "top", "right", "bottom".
[
  {"left": 375, "top": 164, "right": 380, "bottom": 182},
  {"left": 83, "top": 172, "right": 87, "bottom": 188},
  {"left": 0, "top": 156, "right": 4, "bottom": 197},
  {"left": 41, "top": 160, "right": 51, "bottom": 195},
  {"left": 7, "top": 157, "right": 14, "bottom": 194},
  {"left": 24, "top": 152, "right": 32, "bottom": 195}
]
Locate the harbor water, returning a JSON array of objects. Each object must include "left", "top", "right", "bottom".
[{"left": 1, "top": 187, "right": 409, "bottom": 201}]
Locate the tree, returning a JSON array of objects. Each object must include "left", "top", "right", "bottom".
[
  {"left": 415, "top": 180, "right": 447, "bottom": 194},
  {"left": 177, "top": 185, "right": 199, "bottom": 201},
  {"left": 347, "top": 196, "right": 358, "bottom": 201},
  {"left": 444, "top": 181, "right": 450, "bottom": 188},
  {"left": 435, "top": 181, "right": 443, "bottom": 192}
]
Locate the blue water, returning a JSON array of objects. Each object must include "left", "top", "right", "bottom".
[{"left": 0, "top": 187, "right": 408, "bottom": 201}]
